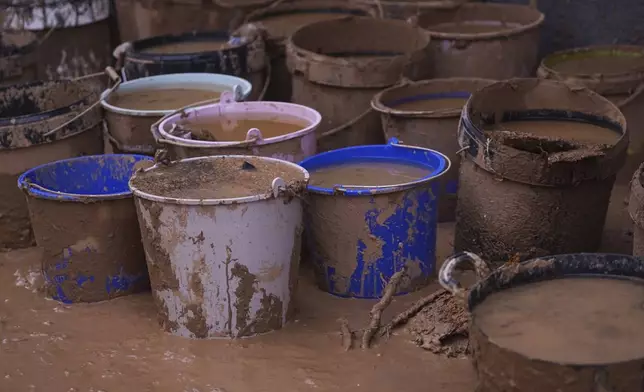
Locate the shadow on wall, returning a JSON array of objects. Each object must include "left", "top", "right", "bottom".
[{"left": 486, "top": 0, "right": 644, "bottom": 56}]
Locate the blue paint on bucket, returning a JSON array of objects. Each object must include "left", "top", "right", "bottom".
[{"left": 299, "top": 138, "right": 450, "bottom": 298}]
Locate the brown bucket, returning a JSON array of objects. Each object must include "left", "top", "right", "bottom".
[
  {"left": 537, "top": 45, "right": 644, "bottom": 184},
  {"left": 413, "top": 3, "right": 544, "bottom": 79},
  {"left": 0, "top": 30, "right": 38, "bottom": 87},
  {"left": 351, "top": 0, "right": 470, "bottom": 20},
  {"left": 3, "top": 0, "right": 113, "bottom": 79},
  {"left": 244, "top": 0, "right": 376, "bottom": 102},
  {"left": 455, "top": 78, "right": 627, "bottom": 265},
  {"left": 371, "top": 78, "right": 496, "bottom": 222},
  {"left": 286, "top": 16, "right": 431, "bottom": 152},
  {"left": 114, "top": 0, "right": 275, "bottom": 42},
  {"left": 629, "top": 162, "right": 644, "bottom": 257},
  {"left": 0, "top": 79, "right": 104, "bottom": 250}
]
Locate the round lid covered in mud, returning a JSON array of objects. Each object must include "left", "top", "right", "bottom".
[{"left": 129, "top": 155, "right": 309, "bottom": 204}]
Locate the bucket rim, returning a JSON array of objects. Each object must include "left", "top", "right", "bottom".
[
  {"left": 299, "top": 138, "right": 451, "bottom": 196},
  {"left": 538, "top": 45, "right": 644, "bottom": 79},
  {"left": 129, "top": 155, "right": 309, "bottom": 205},
  {"left": 17, "top": 154, "right": 152, "bottom": 202},
  {"left": 156, "top": 101, "right": 322, "bottom": 147},
  {"left": 99, "top": 73, "right": 254, "bottom": 117}
]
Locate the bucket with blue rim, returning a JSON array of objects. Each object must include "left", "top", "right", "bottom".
[
  {"left": 299, "top": 138, "right": 450, "bottom": 298},
  {"left": 17, "top": 154, "right": 153, "bottom": 304}
]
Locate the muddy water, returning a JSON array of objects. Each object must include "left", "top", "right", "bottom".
[
  {"left": 186, "top": 115, "right": 308, "bottom": 141},
  {"left": 550, "top": 55, "right": 644, "bottom": 74},
  {"left": 474, "top": 277, "right": 644, "bottom": 364},
  {"left": 392, "top": 97, "right": 468, "bottom": 111},
  {"left": 108, "top": 89, "right": 221, "bottom": 111},
  {"left": 309, "top": 161, "right": 431, "bottom": 188},
  {"left": 497, "top": 120, "right": 621, "bottom": 145},
  {"left": 429, "top": 21, "right": 522, "bottom": 34},
  {"left": 141, "top": 40, "right": 234, "bottom": 54}
]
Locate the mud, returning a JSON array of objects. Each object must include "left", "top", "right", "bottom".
[
  {"left": 130, "top": 156, "right": 307, "bottom": 200},
  {"left": 141, "top": 40, "right": 236, "bottom": 54},
  {"left": 0, "top": 30, "right": 38, "bottom": 87},
  {"left": 185, "top": 116, "right": 307, "bottom": 142},
  {"left": 629, "top": 163, "right": 644, "bottom": 257},
  {"left": 308, "top": 161, "right": 431, "bottom": 188},
  {"left": 492, "top": 119, "right": 622, "bottom": 145},
  {"left": 415, "top": 3, "right": 543, "bottom": 79},
  {"left": 391, "top": 97, "right": 469, "bottom": 112},
  {"left": 108, "top": 88, "right": 221, "bottom": 111}
]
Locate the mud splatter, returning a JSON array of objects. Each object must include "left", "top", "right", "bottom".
[{"left": 231, "top": 262, "right": 257, "bottom": 337}]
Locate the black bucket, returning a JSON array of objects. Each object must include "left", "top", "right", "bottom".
[{"left": 439, "top": 252, "right": 644, "bottom": 392}]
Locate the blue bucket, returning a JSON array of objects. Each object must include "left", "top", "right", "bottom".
[
  {"left": 299, "top": 138, "right": 450, "bottom": 298},
  {"left": 17, "top": 154, "right": 153, "bottom": 304}
]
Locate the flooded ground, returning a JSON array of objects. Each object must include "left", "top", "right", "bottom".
[{"left": 0, "top": 184, "right": 632, "bottom": 392}]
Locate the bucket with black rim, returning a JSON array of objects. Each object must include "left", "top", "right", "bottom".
[
  {"left": 0, "top": 78, "right": 104, "bottom": 250},
  {"left": 244, "top": 0, "right": 375, "bottom": 102},
  {"left": 2, "top": 0, "right": 113, "bottom": 79},
  {"left": 439, "top": 251, "right": 644, "bottom": 392},
  {"left": 455, "top": 78, "right": 628, "bottom": 265},
  {"left": 412, "top": 3, "right": 544, "bottom": 79},
  {"left": 0, "top": 30, "right": 39, "bottom": 87},
  {"left": 115, "top": 30, "right": 268, "bottom": 101},
  {"left": 371, "top": 78, "right": 496, "bottom": 222},
  {"left": 286, "top": 16, "right": 431, "bottom": 152},
  {"left": 537, "top": 45, "right": 644, "bottom": 184}
]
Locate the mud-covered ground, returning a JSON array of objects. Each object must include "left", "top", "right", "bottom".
[{"left": 0, "top": 184, "right": 632, "bottom": 392}]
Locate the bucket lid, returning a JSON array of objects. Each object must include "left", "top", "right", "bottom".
[
  {"left": 298, "top": 138, "right": 450, "bottom": 196},
  {"left": 129, "top": 155, "right": 309, "bottom": 205}
]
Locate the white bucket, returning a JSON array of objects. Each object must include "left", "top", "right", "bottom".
[
  {"left": 100, "top": 73, "right": 253, "bottom": 154},
  {"left": 129, "top": 155, "right": 309, "bottom": 338},
  {"left": 153, "top": 97, "right": 321, "bottom": 162}
]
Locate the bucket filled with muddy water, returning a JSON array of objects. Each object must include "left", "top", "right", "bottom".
[
  {"left": 117, "top": 30, "right": 267, "bottom": 101},
  {"left": 0, "top": 79, "right": 104, "bottom": 250},
  {"left": 538, "top": 45, "right": 644, "bottom": 183},
  {"left": 413, "top": 3, "right": 544, "bottom": 79},
  {"left": 101, "top": 73, "right": 253, "bottom": 155},
  {"left": 440, "top": 251, "right": 644, "bottom": 392},
  {"left": 18, "top": 154, "right": 153, "bottom": 304},
  {"left": 372, "top": 78, "right": 496, "bottom": 222},
  {"left": 287, "top": 16, "right": 431, "bottom": 152},
  {"left": 129, "top": 155, "right": 308, "bottom": 338},
  {"left": 455, "top": 79, "right": 628, "bottom": 265},
  {"left": 154, "top": 95, "right": 321, "bottom": 162},
  {"left": 299, "top": 138, "right": 450, "bottom": 298},
  {"left": 244, "top": 0, "right": 375, "bottom": 102},
  {"left": 0, "top": 30, "right": 38, "bottom": 87}
]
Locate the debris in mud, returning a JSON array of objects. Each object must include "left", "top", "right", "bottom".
[
  {"left": 338, "top": 318, "right": 353, "bottom": 351},
  {"left": 242, "top": 161, "right": 257, "bottom": 171},
  {"left": 13, "top": 266, "right": 44, "bottom": 293},
  {"left": 361, "top": 267, "right": 407, "bottom": 349}
]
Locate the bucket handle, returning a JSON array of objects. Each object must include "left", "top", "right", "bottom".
[
  {"left": 43, "top": 67, "right": 122, "bottom": 137},
  {"left": 318, "top": 108, "right": 374, "bottom": 140},
  {"left": 102, "top": 120, "right": 156, "bottom": 155},
  {"left": 272, "top": 177, "right": 286, "bottom": 198},
  {"left": 616, "top": 81, "right": 644, "bottom": 108},
  {"left": 438, "top": 252, "right": 492, "bottom": 299}
]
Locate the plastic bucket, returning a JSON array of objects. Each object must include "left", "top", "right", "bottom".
[
  {"left": 100, "top": 73, "right": 253, "bottom": 155},
  {"left": 352, "top": 0, "right": 471, "bottom": 20},
  {"left": 17, "top": 154, "right": 153, "bottom": 304},
  {"left": 129, "top": 155, "right": 308, "bottom": 338},
  {"left": 154, "top": 96, "right": 321, "bottom": 162},
  {"left": 0, "top": 30, "right": 39, "bottom": 87},
  {"left": 299, "top": 138, "right": 450, "bottom": 298},
  {"left": 372, "top": 78, "right": 496, "bottom": 222},
  {"left": 413, "top": 3, "right": 544, "bottom": 79},
  {"left": 0, "top": 79, "right": 104, "bottom": 250}
]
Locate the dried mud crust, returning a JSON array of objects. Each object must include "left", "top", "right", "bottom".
[{"left": 130, "top": 156, "right": 307, "bottom": 200}]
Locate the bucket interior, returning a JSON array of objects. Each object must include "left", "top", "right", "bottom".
[
  {"left": 386, "top": 91, "right": 471, "bottom": 113},
  {"left": 291, "top": 17, "right": 429, "bottom": 57},
  {"left": 19, "top": 154, "right": 152, "bottom": 200},
  {"left": 129, "top": 31, "right": 244, "bottom": 59},
  {"left": 299, "top": 143, "right": 448, "bottom": 195},
  {"left": 416, "top": 3, "right": 543, "bottom": 37},
  {"left": 542, "top": 46, "right": 644, "bottom": 76}
]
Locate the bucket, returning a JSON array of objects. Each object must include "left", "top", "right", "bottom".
[
  {"left": 116, "top": 30, "right": 268, "bottom": 101},
  {"left": 440, "top": 252, "right": 644, "bottom": 392},
  {"left": 537, "top": 45, "right": 644, "bottom": 184},
  {"left": 629, "top": 163, "right": 644, "bottom": 257},
  {"left": 0, "top": 30, "right": 38, "bottom": 87},
  {"left": 413, "top": 3, "right": 544, "bottom": 79},
  {"left": 2, "top": 0, "right": 113, "bottom": 79},
  {"left": 113, "top": 0, "right": 274, "bottom": 42},
  {"left": 286, "top": 16, "right": 431, "bottom": 152},
  {"left": 299, "top": 138, "right": 450, "bottom": 298},
  {"left": 100, "top": 73, "right": 253, "bottom": 155},
  {"left": 371, "top": 78, "right": 496, "bottom": 222},
  {"left": 17, "top": 154, "right": 152, "bottom": 303},
  {"left": 455, "top": 78, "right": 628, "bottom": 265},
  {"left": 129, "top": 155, "right": 308, "bottom": 338},
  {"left": 0, "top": 79, "right": 104, "bottom": 250},
  {"left": 244, "top": 1, "right": 375, "bottom": 102},
  {"left": 153, "top": 95, "right": 321, "bottom": 162},
  {"left": 351, "top": 0, "right": 471, "bottom": 20}
]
